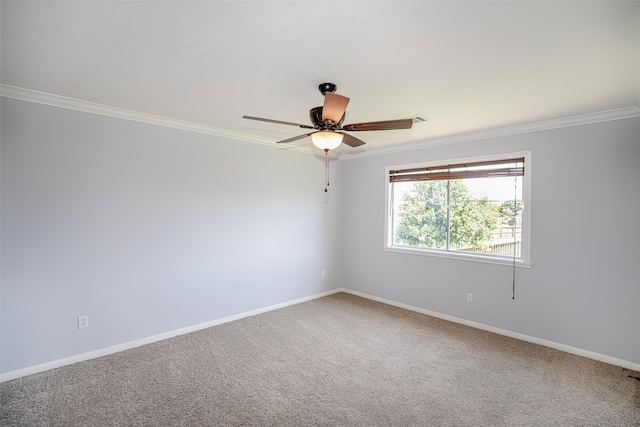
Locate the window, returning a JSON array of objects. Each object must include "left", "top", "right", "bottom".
[{"left": 385, "top": 152, "right": 531, "bottom": 266}]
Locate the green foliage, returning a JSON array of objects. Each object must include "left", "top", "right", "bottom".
[
  {"left": 395, "top": 181, "right": 448, "bottom": 249},
  {"left": 498, "top": 199, "right": 523, "bottom": 223},
  {"left": 394, "top": 180, "right": 500, "bottom": 251}
]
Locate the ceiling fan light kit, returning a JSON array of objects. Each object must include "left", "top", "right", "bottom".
[
  {"left": 310, "top": 131, "right": 344, "bottom": 151},
  {"left": 243, "top": 82, "right": 413, "bottom": 191}
]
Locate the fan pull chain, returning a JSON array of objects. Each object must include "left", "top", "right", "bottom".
[{"left": 324, "top": 149, "right": 330, "bottom": 192}]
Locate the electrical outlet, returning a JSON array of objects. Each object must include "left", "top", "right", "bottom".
[
  {"left": 78, "top": 315, "right": 89, "bottom": 329},
  {"left": 467, "top": 293, "right": 474, "bottom": 303},
  {"left": 320, "top": 270, "right": 326, "bottom": 279}
]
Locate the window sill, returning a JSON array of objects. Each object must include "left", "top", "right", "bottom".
[{"left": 384, "top": 246, "right": 533, "bottom": 268}]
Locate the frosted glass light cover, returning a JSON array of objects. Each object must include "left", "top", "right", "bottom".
[{"left": 311, "top": 131, "right": 343, "bottom": 150}]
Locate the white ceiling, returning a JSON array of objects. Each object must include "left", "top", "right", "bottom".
[{"left": 1, "top": 1, "right": 639, "bottom": 157}]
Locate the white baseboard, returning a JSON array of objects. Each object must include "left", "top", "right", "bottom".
[
  {"left": 2, "top": 287, "right": 638, "bottom": 382},
  {"left": 0, "top": 289, "right": 341, "bottom": 383},
  {"left": 340, "top": 288, "right": 640, "bottom": 373}
]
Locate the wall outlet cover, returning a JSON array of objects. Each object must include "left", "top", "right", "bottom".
[{"left": 78, "top": 316, "right": 89, "bottom": 329}]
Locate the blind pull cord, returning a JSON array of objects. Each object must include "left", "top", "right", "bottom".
[{"left": 512, "top": 172, "right": 518, "bottom": 300}]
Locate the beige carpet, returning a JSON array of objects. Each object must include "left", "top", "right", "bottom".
[{"left": 2, "top": 293, "right": 639, "bottom": 426}]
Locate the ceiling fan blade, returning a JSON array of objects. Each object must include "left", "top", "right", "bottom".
[
  {"left": 342, "top": 118, "right": 413, "bottom": 132},
  {"left": 341, "top": 132, "right": 366, "bottom": 148},
  {"left": 243, "top": 115, "right": 314, "bottom": 129},
  {"left": 322, "top": 93, "right": 350, "bottom": 124},
  {"left": 276, "top": 133, "right": 313, "bottom": 144}
]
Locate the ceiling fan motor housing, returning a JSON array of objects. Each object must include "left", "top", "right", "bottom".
[{"left": 309, "top": 106, "right": 344, "bottom": 128}]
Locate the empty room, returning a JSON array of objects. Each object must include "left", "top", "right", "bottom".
[{"left": 1, "top": 1, "right": 639, "bottom": 425}]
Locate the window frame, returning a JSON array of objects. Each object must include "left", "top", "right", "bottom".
[{"left": 384, "top": 151, "right": 532, "bottom": 268}]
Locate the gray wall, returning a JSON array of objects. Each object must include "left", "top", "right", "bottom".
[
  {"left": 1, "top": 98, "right": 343, "bottom": 373},
  {"left": 2, "top": 96, "right": 639, "bottom": 374},
  {"left": 341, "top": 117, "right": 640, "bottom": 365}
]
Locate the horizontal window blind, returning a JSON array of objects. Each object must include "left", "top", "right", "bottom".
[{"left": 389, "top": 157, "right": 524, "bottom": 183}]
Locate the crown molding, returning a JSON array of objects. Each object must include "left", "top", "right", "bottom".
[
  {"left": 3, "top": 84, "right": 638, "bottom": 161},
  {"left": 0, "top": 84, "right": 321, "bottom": 156},
  {"left": 338, "top": 105, "right": 640, "bottom": 160}
]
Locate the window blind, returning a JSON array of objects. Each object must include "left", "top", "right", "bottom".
[{"left": 389, "top": 157, "right": 524, "bottom": 183}]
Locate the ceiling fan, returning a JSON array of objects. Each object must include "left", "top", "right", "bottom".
[{"left": 243, "top": 82, "right": 413, "bottom": 153}]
